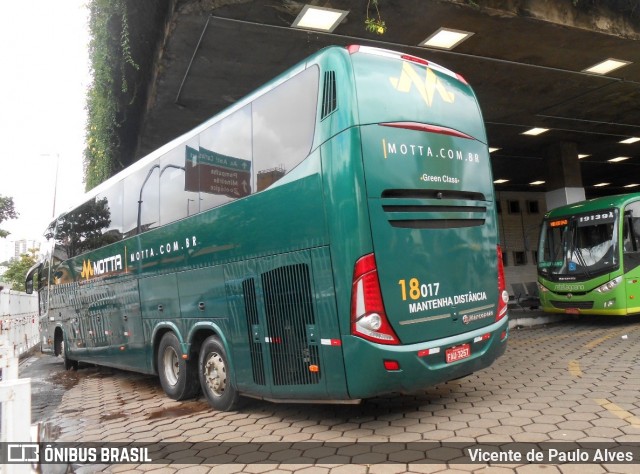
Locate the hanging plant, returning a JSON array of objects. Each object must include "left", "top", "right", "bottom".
[{"left": 365, "top": 0, "right": 387, "bottom": 34}]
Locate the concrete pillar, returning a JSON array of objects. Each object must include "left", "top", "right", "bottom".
[{"left": 544, "top": 141, "right": 585, "bottom": 210}]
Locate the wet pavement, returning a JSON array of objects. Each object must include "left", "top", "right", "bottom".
[{"left": 18, "top": 310, "right": 640, "bottom": 473}]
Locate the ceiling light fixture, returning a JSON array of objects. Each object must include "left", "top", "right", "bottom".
[
  {"left": 619, "top": 137, "right": 640, "bottom": 144},
  {"left": 420, "top": 27, "right": 474, "bottom": 50},
  {"left": 291, "top": 5, "right": 349, "bottom": 32},
  {"left": 522, "top": 127, "right": 549, "bottom": 136},
  {"left": 493, "top": 179, "right": 509, "bottom": 184},
  {"left": 608, "top": 156, "right": 630, "bottom": 162},
  {"left": 530, "top": 181, "right": 545, "bottom": 186},
  {"left": 489, "top": 147, "right": 500, "bottom": 153},
  {"left": 583, "top": 58, "right": 631, "bottom": 75},
  {"left": 624, "top": 184, "right": 639, "bottom": 188},
  {"left": 578, "top": 154, "right": 590, "bottom": 159},
  {"left": 594, "top": 183, "right": 610, "bottom": 187}
]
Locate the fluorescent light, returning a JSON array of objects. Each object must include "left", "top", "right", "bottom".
[
  {"left": 530, "top": 181, "right": 545, "bottom": 186},
  {"left": 493, "top": 179, "right": 509, "bottom": 184},
  {"left": 420, "top": 28, "right": 474, "bottom": 50},
  {"left": 291, "top": 5, "right": 348, "bottom": 32},
  {"left": 583, "top": 58, "right": 631, "bottom": 75},
  {"left": 624, "top": 184, "right": 640, "bottom": 188},
  {"left": 594, "top": 183, "right": 610, "bottom": 187},
  {"left": 578, "top": 154, "right": 590, "bottom": 159},
  {"left": 609, "top": 156, "right": 630, "bottom": 162},
  {"left": 489, "top": 147, "right": 500, "bottom": 153},
  {"left": 522, "top": 127, "right": 549, "bottom": 136},
  {"left": 619, "top": 137, "right": 640, "bottom": 144}
]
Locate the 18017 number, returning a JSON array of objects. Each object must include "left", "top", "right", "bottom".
[{"left": 398, "top": 278, "right": 440, "bottom": 301}]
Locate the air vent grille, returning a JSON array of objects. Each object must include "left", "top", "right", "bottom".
[
  {"left": 381, "top": 189, "right": 488, "bottom": 229},
  {"left": 321, "top": 71, "right": 337, "bottom": 119}
]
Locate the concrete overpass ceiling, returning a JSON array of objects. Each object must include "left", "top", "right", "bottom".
[{"left": 136, "top": 0, "right": 640, "bottom": 198}]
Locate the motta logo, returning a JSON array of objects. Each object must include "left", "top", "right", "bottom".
[
  {"left": 389, "top": 62, "right": 455, "bottom": 107},
  {"left": 81, "top": 255, "right": 123, "bottom": 280}
]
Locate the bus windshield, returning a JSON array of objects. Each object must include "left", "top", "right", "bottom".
[{"left": 538, "top": 209, "right": 619, "bottom": 280}]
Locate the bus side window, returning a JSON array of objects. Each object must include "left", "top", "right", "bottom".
[
  {"left": 159, "top": 140, "right": 200, "bottom": 225},
  {"left": 198, "top": 105, "right": 252, "bottom": 212},
  {"left": 252, "top": 66, "right": 319, "bottom": 192}
]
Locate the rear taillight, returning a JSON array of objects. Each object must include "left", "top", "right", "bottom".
[
  {"left": 496, "top": 245, "right": 509, "bottom": 322},
  {"left": 351, "top": 254, "right": 399, "bottom": 345}
]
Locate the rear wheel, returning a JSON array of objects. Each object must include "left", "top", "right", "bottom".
[
  {"left": 157, "top": 332, "right": 199, "bottom": 400},
  {"left": 199, "top": 336, "right": 239, "bottom": 411}
]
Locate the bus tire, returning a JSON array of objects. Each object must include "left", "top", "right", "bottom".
[
  {"left": 62, "top": 340, "right": 78, "bottom": 371},
  {"left": 157, "top": 332, "right": 199, "bottom": 400},
  {"left": 199, "top": 336, "right": 239, "bottom": 411},
  {"left": 54, "top": 331, "right": 63, "bottom": 357}
]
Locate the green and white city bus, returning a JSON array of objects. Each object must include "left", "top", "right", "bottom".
[
  {"left": 538, "top": 193, "right": 640, "bottom": 316},
  {"left": 26, "top": 45, "right": 508, "bottom": 411}
]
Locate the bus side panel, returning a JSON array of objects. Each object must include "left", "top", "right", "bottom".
[
  {"left": 177, "top": 266, "right": 228, "bottom": 324},
  {"left": 624, "top": 261, "right": 640, "bottom": 314},
  {"left": 319, "top": 127, "right": 374, "bottom": 337},
  {"left": 309, "top": 246, "right": 348, "bottom": 399},
  {"left": 140, "top": 274, "right": 180, "bottom": 321},
  {"left": 140, "top": 273, "right": 183, "bottom": 370},
  {"left": 225, "top": 258, "right": 272, "bottom": 399},
  {"left": 225, "top": 249, "right": 346, "bottom": 401}
]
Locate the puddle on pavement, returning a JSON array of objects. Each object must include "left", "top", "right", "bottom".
[
  {"left": 38, "top": 421, "right": 62, "bottom": 441},
  {"left": 50, "top": 369, "right": 82, "bottom": 390},
  {"left": 100, "top": 411, "right": 129, "bottom": 421},
  {"left": 146, "top": 401, "right": 210, "bottom": 420}
]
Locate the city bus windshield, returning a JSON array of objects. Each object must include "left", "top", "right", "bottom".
[{"left": 538, "top": 209, "right": 619, "bottom": 280}]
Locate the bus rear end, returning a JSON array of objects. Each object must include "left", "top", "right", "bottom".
[{"left": 343, "top": 46, "right": 508, "bottom": 399}]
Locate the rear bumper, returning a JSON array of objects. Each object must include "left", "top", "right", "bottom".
[{"left": 342, "top": 316, "right": 509, "bottom": 399}]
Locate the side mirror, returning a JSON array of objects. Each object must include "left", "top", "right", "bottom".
[{"left": 25, "top": 262, "right": 41, "bottom": 295}]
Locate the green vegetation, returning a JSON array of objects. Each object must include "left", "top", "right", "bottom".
[
  {"left": 2, "top": 250, "right": 37, "bottom": 292},
  {"left": 84, "top": 0, "right": 170, "bottom": 190},
  {"left": 0, "top": 195, "right": 18, "bottom": 239},
  {"left": 85, "top": 0, "right": 136, "bottom": 190}
]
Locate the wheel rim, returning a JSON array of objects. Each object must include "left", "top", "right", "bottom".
[
  {"left": 203, "top": 351, "right": 227, "bottom": 397},
  {"left": 162, "top": 346, "right": 180, "bottom": 386}
]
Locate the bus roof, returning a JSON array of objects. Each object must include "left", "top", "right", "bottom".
[{"left": 544, "top": 192, "right": 640, "bottom": 219}]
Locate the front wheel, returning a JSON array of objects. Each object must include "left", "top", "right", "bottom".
[
  {"left": 157, "top": 332, "right": 199, "bottom": 400},
  {"left": 62, "top": 339, "right": 78, "bottom": 371},
  {"left": 199, "top": 336, "right": 239, "bottom": 411}
]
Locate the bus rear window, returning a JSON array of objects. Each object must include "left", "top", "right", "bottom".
[{"left": 350, "top": 52, "right": 485, "bottom": 142}]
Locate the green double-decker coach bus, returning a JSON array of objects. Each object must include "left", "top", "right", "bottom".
[
  {"left": 538, "top": 193, "right": 640, "bottom": 316},
  {"left": 27, "top": 45, "right": 508, "bottom": 411}
]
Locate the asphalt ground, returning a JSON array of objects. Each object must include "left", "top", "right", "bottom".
[{"left": 17, "top": 309, "right": 640, "bottom": 473}]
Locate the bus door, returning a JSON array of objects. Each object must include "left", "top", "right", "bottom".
[{"left": 225, "top": 248, "right": 346, "bottom": 401}]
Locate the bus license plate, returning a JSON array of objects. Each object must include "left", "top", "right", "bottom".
[{"left": 446, "top": 344, "right": 470, "bottom": 363}]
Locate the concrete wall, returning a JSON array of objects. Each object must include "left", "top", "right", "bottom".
[{"left": 495, "top": 190, "right": 547, "bottom": 295}]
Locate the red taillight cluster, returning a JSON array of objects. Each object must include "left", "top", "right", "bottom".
[
  {"left": 351, "top": 254, "right": 399, "bottom": 345},
  {"left": 496, "top": 245, "right": 509, "bottom": 322}
]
